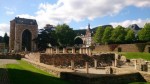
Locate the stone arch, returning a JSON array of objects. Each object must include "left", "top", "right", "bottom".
[
  {"left": 74, "top": 36, "right": 83, "bottom": 45},
  {"left": 22, "top": 29, "right": 32, "bottom": 51},
  {"left": 9, "top": 17, "right": 38, "bottom": 52}
]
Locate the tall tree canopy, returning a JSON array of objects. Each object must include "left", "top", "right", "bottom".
[
  {"left": 34, "top": 29, "right": 57, "bottom": 51},
  {"left": 3, "top": 33, "right": 9, "bottom": 46},
  {"left": 110, "top": 25, "right": 126, "bottom": 43},
  {"left": 102, "top": 26, "right": 113, "bottom": 44},
  {"left": 93, "top": 26, "right": 105, "bottom": 44},
  {"left": 125, "top": 29, "right": 135, "bottom": 43},
  {"left": 138, "top": 23, "right": 150, "bottom": 41},
  {"left": 56, "top": 24, "right": 76, "bottom": 47}
]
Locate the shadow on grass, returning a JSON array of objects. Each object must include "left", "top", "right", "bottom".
[{"left": 7, "top": 69, "right": 72, "bottom": 84}]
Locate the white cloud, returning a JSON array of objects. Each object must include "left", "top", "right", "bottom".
[
  {"left": 6, "top": 11, "right": 14, "bottom": 15},
  {"left": 17, "top": 0, "right": 150, "bottom": 29},
  {"left": 5, "top": 7, "right": 15, "bottom": 15},
  {"left": 110, "top": 18, "right": 150, "bottom": 28},
  {"left": 0, "top": 23, "right": 10, "bottom": 36}
]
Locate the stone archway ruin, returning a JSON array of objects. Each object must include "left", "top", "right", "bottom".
[{"left": 9, "top": 17, "right": 38, "bottom": 52}]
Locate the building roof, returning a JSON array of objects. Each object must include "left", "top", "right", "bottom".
[
  {"left": 13, "top": 17, "right": 37, "bottom": 25},
  {"left": 128, "top": 24, "right": 141, "bottom": 30}
]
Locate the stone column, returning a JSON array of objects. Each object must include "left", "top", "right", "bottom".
[
  {"left": 47, "top": 48, "right": 50, "bottom": 54},
  {"left": 112, "top": 61, "right": 115, "bottom": 67},
  {"left": 71, "top": 60, "right": 74, "bottom": 70},
  {"left": 83, "top": 48, "right": 86, "bottom": 54},
  {"left": 56, "top": 47, "right": 59, "bottom": 54},
  {"left": 94, "top": 59, "right": 97, "bottom": 69},
  {"left": 88, "top": 48, "right": 92, "bottom": 56},
  {"left": 147, "top": 62, "right": 150, "bottom": 72},
  {"left": 72, "top": 48, "right": 75, "bottom": 54},
  {"left": 51, "top": 48, "right": 53, "bottom": 54},
  {"left": 86, "top": 48, "right": 89, "bottom": 55},
  {"left": 79, "top": 48, "right": 83, "bottom": 54},
  {"left": 114, "top": 59, "right": 117, "bottom": 67},
  {"left": 134, "top": 60, "right": 137, "bottom": 70},
  {"left": 63, "top": 48, "right": 67, "bottom": 54},
  {"left": 85, "top": 62, "right": 89, "bottom": 74}
]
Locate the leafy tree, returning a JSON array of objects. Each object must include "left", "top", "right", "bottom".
[
  {"left": 125, "top": 29, "right": 135, "bottom": 43},
  {"left": 34, "top": 29, "right": 57, "bottom": 51},
  {"left": 138, "top": 23, "right": 150, "bottom": 41},
  {"left": 93, "top": 26, "right": 105, "bottom": 44},
  {"left": 102, "top": 26, "right": 113, "bottom": 44},
  {"left": 110, "top": 25, "right": 126, "bottom": 43},
  {"left": 0, "top": 36, "right": 3, "bottom": 43},
  {"left": 56, "top": 24, "right": 76, "bottom": 47},
  {"left": 3, "top": 33, "right": 9, "bottom": 46}
]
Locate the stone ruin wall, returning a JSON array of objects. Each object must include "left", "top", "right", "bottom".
[
  {"left": 25, "top": 53, "right": 118, "bottom": 68},
  {"left": 94, "top": 44, "right": 150, "bottom": 53}
]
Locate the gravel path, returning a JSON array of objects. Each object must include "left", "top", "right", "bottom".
[{"left": 0, "top": 59, "right": 18, "bottom": 84}]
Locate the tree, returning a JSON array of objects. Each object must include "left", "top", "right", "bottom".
[
  {"left": 138, "top": 23, "right": 150, "bottom": 41},
  {"left": 125, "top": 29, "right": 135, "bottom": 43},
  {"left": 93, "top": 26, "right": 105, "bottom": 44},
  {"left": 0, "top": 36, "right": 3, "bottom": 43},
  {"left": 102, "top": 26, "right": 113, "bottom": 44},
  {"left": 34, "top": 29, "right": 57, "bottom": 51},
  {"left": 56, "top": 24, "right": 76, "bottom": 46},
  {"left": 110, "top": 25, "right": 126, "bottom": 43},
  {"left": 3, "top": 33, "right": 9, "bottom": 46}
]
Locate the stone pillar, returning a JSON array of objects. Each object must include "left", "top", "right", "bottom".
[
  {"left": 72, "top": 48, "right": 75, "bottom": 54},
  {"left": 83, "top": 48, "right": 86, "bottom": 54},
  {"left": 71, "top": 60, "right": 74, "bottom": 70},
  {"left": 56, "top": 47, "right": 59, "bottom": 54},
  {"left": 63, "top": 48, "right": 67, "bottom": 54},
  {"left": 114, "top": 59, "right": 117, "bottom": 67},
  {"left": 114, "top": 53, "right": 118, "bottom": 67},
  {"left": 112, "top": 61, "right": 115, "bottom": 67},
  {"left": 85, "top": 62, "right": 89, "bottom": 74},
  {"left": 46, "top": 48, "right": 51, "bottom": 54},
  {"left": 94, "top": 59, "right": 97, "bottom": 69},
  {"left": 51, "top": 48, "right": 53, "bottom": 54},
  {"left": 79, "top": 48, "right": 83, "bottom": 54},
  {"left": 88, "top": 48, "right": 92, "bottom": 56},
  {"left": 134, "top": 60, "right": 137, "bottom": 70},
  {"left": 147, "top": 62, "right": 150, "bottom": 72},
  {"left": 86, "top": 48, "right": 89, "bottom": 55}
]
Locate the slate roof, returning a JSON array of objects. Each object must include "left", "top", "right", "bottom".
[
  {"left": 14, "top": 17, "right": 37, "bottom": 25},
  {"left": 128, "top": 24, "right": 141, "bottom": 30}
]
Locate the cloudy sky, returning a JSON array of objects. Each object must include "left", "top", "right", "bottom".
[{"left": 0, "top": 0, "right": 150, "bottom": 36}]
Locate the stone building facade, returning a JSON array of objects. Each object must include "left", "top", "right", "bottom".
[
  {"left": 9, "top": 17, "right": 38, "bottom": 52},
  {"left": 78, "top": 24, "right": 92, "bottom": 47},
  {"left": 84, "top": 24, "right": 92, "bottom": 47}
]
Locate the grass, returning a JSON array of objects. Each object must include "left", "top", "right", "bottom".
[
  {"left": 119, "top": 52, "right": 150, "bottom": 61},
  {"left": 129, "top": 82, "right": 150, "bottom": 84},
  {"left": 6, "top": 60, "right": 71, "bottom": 84}
]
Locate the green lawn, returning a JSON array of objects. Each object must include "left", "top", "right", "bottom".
[
  {"left": 6, "top": 60, "right": 71, "bottom": 84},
  {"left": 129, "top": 82, "right": 150, "bottom": 84},
  {"left": 119, "top": 52, "right": 150, "bottom": 61}
]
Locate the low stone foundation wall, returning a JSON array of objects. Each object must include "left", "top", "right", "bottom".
[
  {"left": 60, "top": 72, "right": 146, "bottom": 84},
  {"left": 40, "top": 54, "right": 92, "bottom": 67},
  {"left": 140, "top": 72, "right": 150, "bottom": 82},
  {"left": 25, "top": 52, "right": 41, "bottom": 62},
  {"left": 25, "top": 53, "right": 117, "bottom": 68},
  {"left": 0, "top": 54, "right": 23, "bottom": 60},
  {"left": 23, "top": 58, "right": 150, "bottom": 84}
]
